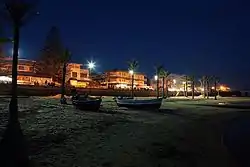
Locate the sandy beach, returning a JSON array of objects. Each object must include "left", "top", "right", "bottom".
[{"left": 0, "top": 96, "right": 249, "bottom": 167}]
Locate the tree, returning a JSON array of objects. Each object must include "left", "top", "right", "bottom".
[
  {"left": 203, "top": 76, "right": 212, "bottom": 99},
  {"left": 200, "top": 76, "right": 207, "bottom": 98},
  {"left": 0, "top": 26, "right": 13, "bottom": 58},
  {"left": 159, "top": 69, "right": 170, "bottom": 98},
  {"left": 128, "top": 60, "right": 138, "bottom": 98},
  {"left": 0, "top": 26, "right": 12, "bottom": 73},
  {"left": 0, "top": 26, "right": 5, "bottom": 58},
  {"left": 182, "top": 75, "right": 188, "bottom": 97},
  {"left": 36, "top": 26, "right": 64, "bottom": 82},
  {"left": 190, "top": 75, "right": 195, "bottom": 99},
  {"left": 155, "top": 65, "right": 164, "bottom": 98},
  {"left": 0, "top": 1, "right": 38, "bottom": 166},
  {"left": 60, "top": 48, "right": 71, "bottom": 104},
  {"left": 213, "top": 76, "right": 220, "bottom": 100}
]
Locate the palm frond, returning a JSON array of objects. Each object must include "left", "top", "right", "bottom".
[
  {"left": 4, "top": 0, "right": 39, "bottom": 26},
  {"left": 128, "top": 59, "right": 139, "bottom": 71},
  {"left": 0, "top": 37, "right": 13, "bottom": 43},
  {"left": 155, "top": 65, "right": 164, "bottom": 75}
]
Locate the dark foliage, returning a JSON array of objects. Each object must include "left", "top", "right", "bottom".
[{"left": 35, "top": 26, "right": 65, "bottom": 82}]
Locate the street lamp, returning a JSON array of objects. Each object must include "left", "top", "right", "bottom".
[
  {"left": 87, "top": 60, "right": 96, "bottom": 77},
  {"left": 129, "top": 70, "right": 134, "bottom": 75},
  {"left": 154, "top": 75, "right": 158, "bottom": 81}
]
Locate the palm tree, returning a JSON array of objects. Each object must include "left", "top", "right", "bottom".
[
  {"left": 0, "top": 26, "right": 13, "bottom": 57},
  {"left": 159, "top": 69, "right": 171, "bottom": 98},
  {"left": 201, "top": 76, "right": 207, "bottom": 98},
  {"left": 190, "top": 75, "right": 195, "bottom": 99},
  {"left": 182, "top": 75, "right": 188, "bottom": 97},
  {"left": 0, "top": 1, "right": 38, "bottom": 166},
  {"left": 213, "top": 76, "right": 220, "bottom": 100},
  {"left": 60, "top": 49, "right": 71, "bottom": 104},
  {"left": 128, "top": 60, "right": 138, "bottom": 98},
  {"left": 205, "top": 76, "right": 212, "bottom": 99},
  {"left": 155, "top": 65, "right": 163, "bottom": 98}
]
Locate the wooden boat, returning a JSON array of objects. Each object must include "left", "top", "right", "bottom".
[
  {"left": 113, "top": 96, "right": 134, "bottom": 101},
  {"left": 72, "top": 95, "right": 102, "bottom": 111},
  {"left": 115, "top": 98, "right": 163, "bottom": 110}
]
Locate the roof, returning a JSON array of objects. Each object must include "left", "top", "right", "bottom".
[
  {"left": 105, "top": 69, "right": 145, "bottom": 76},
  {"left": 19, "top": 72, "right": 52, "bottom": 78},
  {"left": 0, "top": 71, "right": 51, "bottom": 78},
  {"left": 0, "top": 57, "right": 35, "bottom": 62}
]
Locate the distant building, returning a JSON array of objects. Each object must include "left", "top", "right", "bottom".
[
  {"left": 103, "top": 69, "right": 147, "bottom": 89},
  {"left": 66, "top": 63, "right": 90, "bottom": 88},
  {"left": 150, "top": 74, "right": 193, "bottom": 91},
  {"left": 0, "top": 57, "right": 52, "bottom": 85},
  {"left": 0, "top": 58, "right": 91, "bottom": 87}
]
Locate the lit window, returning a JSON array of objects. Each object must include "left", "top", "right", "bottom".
[
  {"left": 72, "top": 72, "right": 77, "bottom": 78},
  {"left": 80, "top": 73, "right": 87, "bottom": 78},
  {"left": 18, "top": 66, "right": 25, "bottom": 71},
  {"left": 29, "top": 67, "right": 34, "bottom": 72}
]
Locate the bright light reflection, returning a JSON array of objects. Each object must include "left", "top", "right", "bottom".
[
  {"left": 87, "top": 61, "right": 95, "bottom": 69},
  {"left": 154, "top": 75, "right": 158, "bottom": 80}
]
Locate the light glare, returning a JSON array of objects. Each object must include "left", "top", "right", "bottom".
[{"left": 87, "top": 61, "right": 95, "bottom": 69}]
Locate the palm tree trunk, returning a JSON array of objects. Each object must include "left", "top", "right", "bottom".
[
  {"left": 131, "top": 74, "right": 134, "bottom": 98},
  {"left": 206, "top": 80, "right": 209, "bottom": 99},
  {"left": 60, "top": 63, "right": 67, "bottom": 104},
  {"left": 10, "top": 25, "right": 19, "bottom": 122},
  {"left": 0, "top": 24, "right": 30, "bottom": 166},
  {"left": 186, "top": 78, "right": 188, "bottom": 97},
  {"left": 166, "top": 83, "right": 169, "bottom": 98},
  {"left": 192, "top": 80, "right": 194, "bottom": 99},
  {"left": 183, "top": 84, "right": 185, "bottom": 97},
  {"left": 156, "top": 78, "right": 159, "bottom": 98},
  {"left": 203, "top": 80, "right": 206, "bottom": 98},
  {"left": 162, "top": 77, "right": 165, "bottom": 98},
  {"left": 214, "top": 81, "right": 217, "bottom": 100}
]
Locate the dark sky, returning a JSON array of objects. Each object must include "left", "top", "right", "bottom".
[{"left": 3, "top": 0, "right": 250, "bottom": 89}]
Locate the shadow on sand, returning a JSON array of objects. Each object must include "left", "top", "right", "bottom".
[{"left": 194, "top": 104, "right": 250, "bottom": 110}]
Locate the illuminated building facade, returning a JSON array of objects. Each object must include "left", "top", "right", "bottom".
[
  {"left": 150, "top": 74, "right": 194, "bottom": 92},
  {"left": 104, "top": 69, "right": 147, "bottom": 89},
  {"left": 66, "top": 63, "right": 90, "bottom": 88},
  {"left": 0, "top": 57, "right": 52, "bottom": 85},
  {"left": 0, "top": 58, "right": 90, "bottom": 87}
]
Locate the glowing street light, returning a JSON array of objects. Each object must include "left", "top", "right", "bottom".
[
  {"left": 87, "top": 60, "right": 95, "bottom": 70},
  {"left": 87, "top": 60, "right": 96, "bottom": 78},
  {"left": 173, "top": 79, "right": 176, "bottom": 84},
  {"left": 129, "top": 70, "right": 134, "bottom": 75},
  {"left": 154, "top": 75, "right": 158, "bottom": 81}
]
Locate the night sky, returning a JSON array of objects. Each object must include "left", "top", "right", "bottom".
[{"left": 3, "top": 0, "right": 250, "bottom": 89}]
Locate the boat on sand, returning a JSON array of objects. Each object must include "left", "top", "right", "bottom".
[{"left": 72, "top": 95, "right": 102, "bottom": 111}]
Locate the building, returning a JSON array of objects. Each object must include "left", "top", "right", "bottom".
[
  {"left": 0, "top": 57, "right": 35, "bottom": 73},
  {"left": 103, "top": 69, "right": 147, "bottom": 89},
  {"left": 0, "top": 57, "right": 52, "bottom": 85},
  {"left": 66, "top": 63, "right": 90, "bottom": 88},
  {"left": 150, "top": 74, "right": 192, "bottom": 91},
  {"left": 0, "top": 58, "right": 90, "bottom": 87}
]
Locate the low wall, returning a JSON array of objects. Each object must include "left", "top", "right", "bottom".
[{"left": 0, "top": 84, "right": 243, "bottom": 97}]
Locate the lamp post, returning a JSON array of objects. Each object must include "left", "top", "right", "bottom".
[
  {"left": 155, "top": 75, "right": 159, "bottom": 98},
  {"left": 87, "top": 61, "right": 95, "bottom": 78},
  {"left": 87, "top": 61, "right": 95, "bottom": 93},
  {"left": 129, "top": 70, "right": 134, "bottom": 98}
]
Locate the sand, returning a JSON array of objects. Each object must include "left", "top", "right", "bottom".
[{"left": 0, "top": 96, "right": 249, "bottom": 167}]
